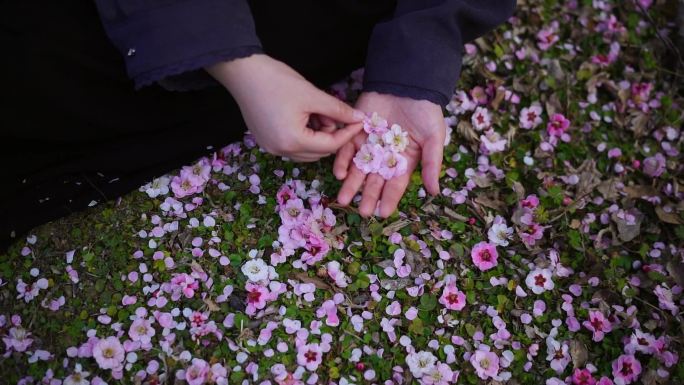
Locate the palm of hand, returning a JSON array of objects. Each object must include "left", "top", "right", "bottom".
[{"left": 334, "top": 92, "right": 446, "bottom": 217}]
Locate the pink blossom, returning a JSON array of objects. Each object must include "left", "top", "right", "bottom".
[
  {"left": 572, "top": 368, "right": 596, "bottom": 385},
  {"left": 520, "top": 223, "right": 544, "bottom": 246},
  {"left": 521, "top": 194, "right": 539, "bottom": 209},
  {"left": 439, "top": 283, "right": 466, "bottom": 311},
  {"left": 300, "top": 234, "right": 330, "bottom": 265},
  {"left": 480, "top": 129, "right": 507, "bottom": 154},
  {"left": 611, "top": 354, "right": 642, "bottom": 385},
  {"left": 297, "top": 343, "right": 323, "bottom": 371},
  {"left": 547, "top": 113, "right": 570, "bottom": 137},
  {"left": 3, "top": 326, "right": 33, "bottom": 352},
  {"left": 354, "top": 143, "right": 385, "bottom": 174},
  {"left": 245, "top": 282, "right": 270, "bottom": 315},
  {"left": 378, "top": 150, "right": 408, "bottom": 180},
  {"left": 470, "top": 241, "right": 499, "bottom": 271},
  {"left": 128, "top": 318, "right": 156, "bottom": 344},
  {"left": 185, "top": 358, "right": 210, "bottom": 385},
  {"left": 280, "top": 198, "right": 305, "bottom": 226},
  {"left": 16, "top": 278, "right": 48, "bottom": 303},
  {"left": 525, "top": 268, "right": 554, "bottom": 294},
  {"left": 422, "top": 362, "right": 455, "bottom": 385},
  {"left": 642, "top": 153, "right": 666, "bottom": 178},
  {"left": 326, "top": 261, "right": 348, "bottom": 288},
  {"left": 519, "top": 104, "right": 543, "bottom": 129},
  {"left": 363, "top": 112, "right": 389, "bottom": 135},
  {"left": 537, "top": 23, "right": 559, "bottom": 50},
  {"left": 93, "top": 336, "right": 125, "bottom": 371},
  {"left": 582, "top": 310, "right": 612, "bottom": 342},
  {"left": 471, "top": 106, "right": 491, "bottom": 131},
  {"left": 470, "top": 349, "right": 500, "bottom": 380}
]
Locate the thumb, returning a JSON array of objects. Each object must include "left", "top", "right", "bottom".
[
  {"left": 310, "top": 89, "right": 366, "bottom": 124},
  {"left": 420, "top": 133, "right": 445, "bottom": 196}
]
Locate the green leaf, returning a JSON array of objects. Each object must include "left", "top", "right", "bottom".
[{"left": 420, "top": 294, "right": 437, "bottom": 311}]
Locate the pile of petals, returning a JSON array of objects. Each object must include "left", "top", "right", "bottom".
[
  {"left": 272, "top": 180, "right": 345, "bottom": 269},
  {"left": 353, "top": 112, "right": 409, "bottom": 179}
]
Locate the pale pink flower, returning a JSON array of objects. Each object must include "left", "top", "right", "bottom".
[
  {"left": 16, "top": 278, "right": 48, "bottom": 303},
  {"left": 280, "top": 198, "right": 305, "bottom": 226},
  {"left": 422, "top": 362, "right": 455, "bottom": 385},
  {"left": 611, "top": 354, "right": 642, "bottom": 385},
  {"left": 525, "top": 268, "right": 554, "bottom": 294},
  {"left": 471, "top": 241, "right": 499, "bottom": 271},
  {"left": 546, "top": 339, "right": 570, "bottom": 374},
  {"left": 3, "top": 326, "right": 33, "bottom": 352},
  {"left": 92, "top": 336, "right": 125, "bottom": 370},
  {"left": 642, "top": 153, "right": 666, "bottom": 178},
  {"left": 326, "top": 261, "right": 348, "bottom": 288},
  {"left": 128, "top": 318, "right": 156, "bottom": 344},
  {"left": 471, "top": 106, "right": 491, "bottom": 131},
  {"left": 363, "top": 112, "right": 389, "bottom": 135},
  {"left": 297, "top": 343, "right": 323, "bottom": 371},
  {"left": 519, "top": 104, "right": 543, "bottom": 129},
  {"left": 354, "top": 143, "right": 385, "bottom": 174},
  {"left": 470, "top": 349, "right": 500, "bottom": 380},
  {"left": 582, "top": 310, "right": 612, "bottom": 342},
  {"left": 382, "top": 124, "right": 409, "bottom": 152},
  {"left": 537, "top": 23, "right": 559, "bottom": 51},
  {"left": 480, "top": 129, "right": 507, "bottom": 154},
  {"left": 447, "top": 90, "right": 477, "bottom": 115},
  {"left": 624, "top": 330, "right": 655, "bottom": 355},
  {"left": 185, "top": 358, "right": 210, "bottom": 385},
  {"left": 439, "top": 283, "right": 466, "bottom": 311},
  {"left": 378, "top": 151, "right": 408, "bottom": 180},
  {"left": 405, "top": 350, "right": 437, "bottom": 378}
]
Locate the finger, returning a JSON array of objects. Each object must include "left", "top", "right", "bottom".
[
  {"left": 333, "top": 142, "right": 356, "bottom": 180},
  {"left": 288, "top": 154, "right": 328, "bottom": 163},
  {"left": 308, "top": 115, "right": 322, "bottom": 130},
  {"left": 310, "top": 90, "right": 365, "bottom": 124},
  {"left": 317, "top": 115, "right": 337, "bottom": 129},
  {"left": 337, "top": 165, "right": 366, "bottom": 206},
  {"left": 378, "top": 159, "right": 417, "bottom": 217},
  {"left": 359, "top": 174, "right": 385, "bottom": 217},
  {"left": 421, "top": 134, "right": 445, "bottom": 196},
  {"left": 299, "top": 122, "right": 363, "bottom": 154}
]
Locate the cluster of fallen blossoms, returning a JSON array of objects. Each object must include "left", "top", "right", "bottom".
[
  {"left": 2, "top": 0, "right": 684, "bottom": 384},
  {"left": 353, "top": 113, "right": 409, "bottom": 180}
]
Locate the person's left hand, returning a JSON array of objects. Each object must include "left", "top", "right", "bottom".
[{"left": 333, "top": 92, "right": 447, "bottom": 217}]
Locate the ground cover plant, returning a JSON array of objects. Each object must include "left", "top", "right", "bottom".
[{"left": 2, "top": 0, "right": 684, "bottom": 384}]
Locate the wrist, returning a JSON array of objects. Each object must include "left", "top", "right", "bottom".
[{"left": 205, "top": 53, "right": 268, "bottom": 93}]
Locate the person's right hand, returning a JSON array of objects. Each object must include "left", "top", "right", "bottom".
[{"left": 206, "top": 54, "right": 365, "bottom": 162}]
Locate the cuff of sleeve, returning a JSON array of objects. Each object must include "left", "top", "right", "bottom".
[
  {"left": 142, "top": 46, "right": 263, "bottom": 91},
  {"left": 363, "top": 81, "right": 449, "bottom": 106},
  {"left": 102, "top": 0, "right": 262, "bottom": 89}
]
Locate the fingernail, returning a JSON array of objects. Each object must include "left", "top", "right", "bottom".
[{"left": 353, "top": 110, "right": 366, "bottom": 120}]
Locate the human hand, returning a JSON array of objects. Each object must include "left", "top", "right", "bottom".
[
  {"left": 206, "top": 54, "right": 365, "bottom": 162},
  {"left": 334, "top": 92, "right": 446, "bottom": 217}
]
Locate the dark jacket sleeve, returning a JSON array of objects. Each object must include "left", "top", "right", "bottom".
[
  {"left": 363, "top": 0, "right": 516, "bottom": 106},
  {"left": 94, "top": 0, "right": 262, "bottom": 90}
]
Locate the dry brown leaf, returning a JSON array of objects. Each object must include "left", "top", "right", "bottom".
[
  {"left": 623, "top": 185, "right": 658, "bottom": 199},
  {"left": 289, "top": 272, "right": 332, "bottom": 291},
  {"left": 655, "top": 205, "right": 683, "bottom": 224},
  {"left": 443, "top": 207, "right": 468, "bottom": 222},
  {"left": 203, "top": 297, "right": 220, "bottom": 312},
  {"left": 456, "top": 120, "right": 479, "bottom": 143},
  {"left": 382, "top": 219, "right": 412, "bottom": 236},
  {"left": 569, "top": 340, "right": 588, "bottom": 368}
]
